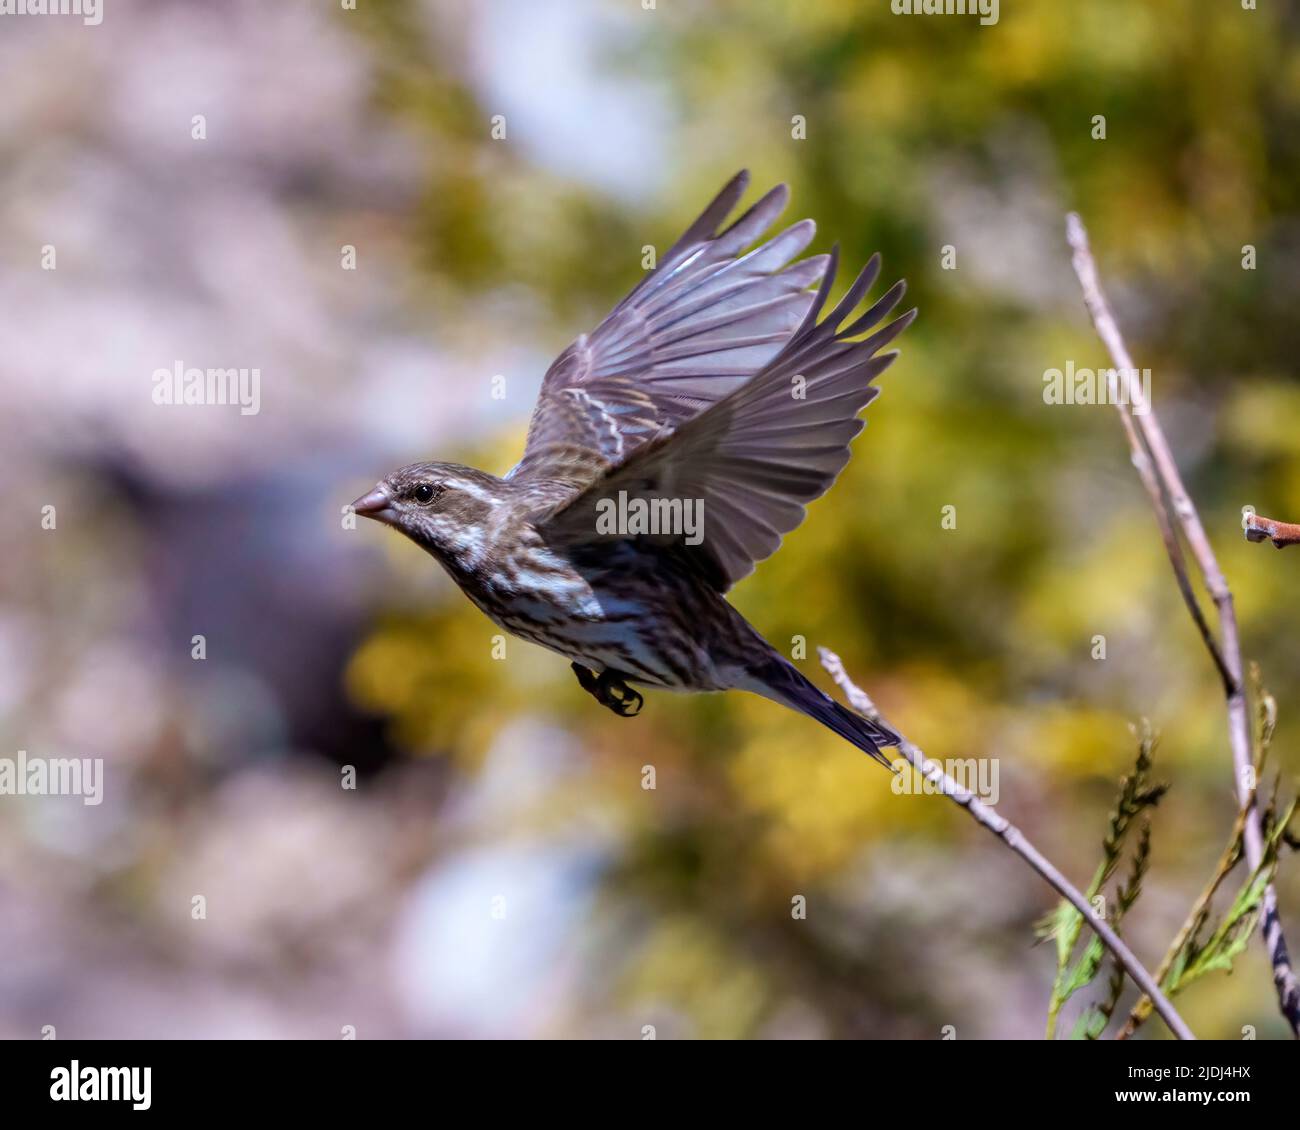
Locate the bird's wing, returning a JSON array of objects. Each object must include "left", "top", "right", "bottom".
[
  {"left": 508, "top": 171, "right": 829, "bottom": 486},
  {"left": 539, "top": 250, "right": 915, "bottom": 592}
]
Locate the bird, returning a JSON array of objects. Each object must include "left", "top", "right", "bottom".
[{"left": 352, "top": 171, "right": 914, "bottom": 766}]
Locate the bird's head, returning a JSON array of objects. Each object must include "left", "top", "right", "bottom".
[{"left": 351, "top": 461, "right": 503, "bottom": 561}]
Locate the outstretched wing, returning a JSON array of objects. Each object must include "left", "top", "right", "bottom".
[
  {"left": 508, "top": 171, "right": 829, "bottom": 486},
  {"left": 539, "top": 250, "right": 915, "bottom": 592}
]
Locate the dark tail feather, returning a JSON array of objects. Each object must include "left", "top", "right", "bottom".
[{"left": 747, "top": 656, "right": 899, "bottom": 770}]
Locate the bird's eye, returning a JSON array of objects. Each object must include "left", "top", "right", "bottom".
[{"left": 412, "top": 483, "right": 439, "bottom": 505}]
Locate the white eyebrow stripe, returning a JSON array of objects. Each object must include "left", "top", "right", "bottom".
[{"left": 451, "top": 479, "right": 495, "bottom": 504}]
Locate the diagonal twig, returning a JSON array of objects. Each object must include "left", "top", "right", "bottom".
[
  {"left": 1066, "top": 213, "right": 1300, "bottom": 1037},
  {"left": 819, "top": 646, "right": 1195, "bottom": 1041},
  {"left": 1107, "top": 391, "right": 1234, "bottom": 692}
]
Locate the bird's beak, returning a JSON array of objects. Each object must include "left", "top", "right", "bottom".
[{"left": 351, "top": 485, "right": 397, "bottom": 526}]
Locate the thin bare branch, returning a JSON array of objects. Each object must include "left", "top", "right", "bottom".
[
  {"left": 818, "top": 646, "right": 1195, "bottom": 1041},
  {"left": 1066, "top": 213, "right": 1300, "bottom": 1037},
  {"left": 1110, "top": 392, "right": 1234, "bottom": 692}
]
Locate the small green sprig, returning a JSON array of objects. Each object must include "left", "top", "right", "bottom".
[{"left": 1039, "top": 722, "right": 1166, "bottom": 1039}]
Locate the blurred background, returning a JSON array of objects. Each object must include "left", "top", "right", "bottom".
[{"left": 1, "top": 0, "right": 1298, "bottom": 1039}]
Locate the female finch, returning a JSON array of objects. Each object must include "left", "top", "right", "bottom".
[{"left": 354, "top": 171, "right": 914, "bottom": 765}]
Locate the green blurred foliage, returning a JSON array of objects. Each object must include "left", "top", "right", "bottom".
[{"left": 346, "top": 0, "right": 1300, "bottom": 1038}]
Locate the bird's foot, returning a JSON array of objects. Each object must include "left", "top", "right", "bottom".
[
  {"left": 600, "top": 671, "right": 644, "bottom": 717},
  {"left": 571, "top": 663, "right": 643, "bottom": 718}
]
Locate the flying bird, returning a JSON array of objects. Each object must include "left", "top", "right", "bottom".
[{"left": 353, "top": 171, "right": 914, "bottom": 765}]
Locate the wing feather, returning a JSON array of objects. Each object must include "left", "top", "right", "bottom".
[
  {"left": 509, "top": 172, "right": 829, "bottom": 485},
  {"left": 539, "top": 249, "right": 916, "bottom": 591}
]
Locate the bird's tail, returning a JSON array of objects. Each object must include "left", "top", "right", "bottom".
[{"left": 742, "top": 654, "right": 899, "bottom": 770}]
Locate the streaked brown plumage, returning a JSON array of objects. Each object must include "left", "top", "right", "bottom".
[{"left": 353, "top": 171, "right": 914, "bottom": 765}]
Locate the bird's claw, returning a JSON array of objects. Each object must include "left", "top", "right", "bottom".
[
  {"left": 601, "top": 675, "right": 643, "bottom": 717},
  {"left": 571, "top": 663, "right": 643, "bottom": 718}
]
